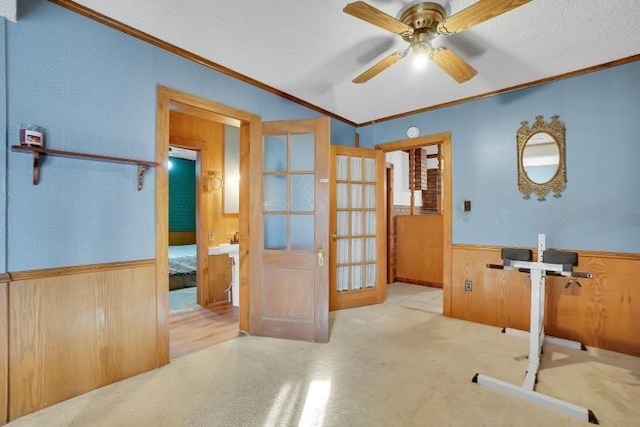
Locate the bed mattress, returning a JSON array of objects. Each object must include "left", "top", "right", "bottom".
[{"left": 169, "top": 244, "right": 197, "bottom": 290}]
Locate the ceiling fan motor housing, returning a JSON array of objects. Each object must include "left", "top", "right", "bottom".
[
  {"left": 400, "top": 3, "right": 446, "bottom": 38},
  {"left": 400, "top": 2, "right": 446, "bottom": 54}
]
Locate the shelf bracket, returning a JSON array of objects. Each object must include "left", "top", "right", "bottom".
[
  {"left": 33, "top": 152, "right": 41, "bottom": 185},
  {"left": 137, "top": 164, "right": 149, "bottom": 191}
]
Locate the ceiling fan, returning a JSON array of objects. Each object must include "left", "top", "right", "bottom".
[{"left": 344, "top": 0, "right": 531, "bottom": 84}]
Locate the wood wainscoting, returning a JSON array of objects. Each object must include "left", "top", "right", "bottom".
[
  {"left": 5, "top": 260, "right": 157, "bottom": 421},
  {"left": 396, "top": 215, "right": 443, "bottom": 287},
  {"left": 0, "top": 275, "right": 9, "bottom": 425},
  {"left": 168, "top": 230, "right": 197, "bottom": 246},
  {"left": 451, "top": 244, "right": 640, "bottom": 357}
]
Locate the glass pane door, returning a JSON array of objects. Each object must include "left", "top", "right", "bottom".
[
  {"left": 252, "top": 117, "right": 330, "bottom": 343},
  {"left": 263, "top": 133, "right": 316, "bottom": 252},
  {"left": 335, "top": 153, "right": 378, "bottom": 292}
]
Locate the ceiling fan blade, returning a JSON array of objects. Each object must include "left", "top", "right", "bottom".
[
  {"left": 430, "top": 48, "right": 477, "bottom": 83},
  {"left": 353, "top": 51, "right": 405, "bottom": 84},
  {"left": 437, "top": 0, "right": 531, "bottom": 35},
  {"left": 344, "top": 1, "right": 414, "bottom": 36}
]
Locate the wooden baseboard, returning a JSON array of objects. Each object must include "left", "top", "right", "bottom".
[
  {"left": 396, "top": 277, "right": 443, "bottom": 288},
  {"left": 207, "top": 300, "right": 233, "bottom": 308},
  {"left": 0, "top": 274, "right": 9, "bottom": 284}
]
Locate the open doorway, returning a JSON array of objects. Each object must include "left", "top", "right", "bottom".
[
  {"left": 376, "top": 133, "right": 452, "bottom": 316},
  {"left": 385, "top": 145, "right": 443, "bottom": 313},
  {"left": 166, "top": 107, "right": 242, "bottom": 359},
  {"left": 157, "top": 86, "right": 331, "bottom": 362},
  {"left": 386, "top": 145, "right": 443, "bottom": 285},
  {"left": 167, "top": 146, "right": 199, "bottom": 312}
]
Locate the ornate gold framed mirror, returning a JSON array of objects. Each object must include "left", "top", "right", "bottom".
[{"left": 517, "top": 115, "right": 566, "bottom": 201}]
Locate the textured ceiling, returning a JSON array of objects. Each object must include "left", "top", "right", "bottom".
[
  {"left": 1, "top": 0, "right": 17, "bottom": 22},
  {"left": 70, "top": 0, "right": 640, "bottom": 124}
]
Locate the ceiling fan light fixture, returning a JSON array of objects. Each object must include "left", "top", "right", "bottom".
[
  {"left": 411, "top": 38, "right": 433, "bottom": 70},
  {"left": 413, "top": 52, "right": 429, "bottom": 70}
]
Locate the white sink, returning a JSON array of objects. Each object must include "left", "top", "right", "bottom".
[
  {"left": 208, "top": 244, "right": 240, "bottom": 307},
  {"left": 208, "top": 244, "right": 239, "bottom": 255}
]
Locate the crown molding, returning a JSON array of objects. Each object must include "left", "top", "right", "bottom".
[
  {"left": 45, "top": 2, "right": 640, "bottom": 131},
  {"left": 48, "top": 0, "right": 357, "bottom": 127},
  {"left": 358, "top": 54, "right": 640, "bottom": 126}
]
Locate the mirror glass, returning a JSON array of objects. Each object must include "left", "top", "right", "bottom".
[
  {"left": 224, "top": 125, "right": 240, "bottom": 213},
  {"left": 522, "top": 132, "right": 559, "bottom": 184}
]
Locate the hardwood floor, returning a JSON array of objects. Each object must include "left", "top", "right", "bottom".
[{"left": 169, "top": 302, "right": 240, "bottom": 359}]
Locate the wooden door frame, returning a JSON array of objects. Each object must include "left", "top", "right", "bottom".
[
  {"left": 375, "top": 132, "right": 452, "bottom": 316},
  {"left": 156, "top": 85, "right": 260, "bottom": 365},
  {"left": 385, "top": 162, "right": 394, "bottom": 284}
]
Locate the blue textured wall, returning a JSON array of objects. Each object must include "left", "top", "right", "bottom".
[
  {"left": 0, "top": 19, "right": 6, "bottom": 273},
  {"left": 168, "top": 158, "right": 196, "bottom": 232},
  {"left": 359, "top": 61, "right": 640, "bottom": 253},
  {"left": 5, "top": 0, "right": 637, "bottom": 272},
  {"left": 4, "top": 0, "right": 356, "bottom": 271}
]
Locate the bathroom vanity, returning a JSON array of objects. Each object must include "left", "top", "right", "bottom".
[{"left": 208, "top": 244, "right": 240, "bottom": 307}]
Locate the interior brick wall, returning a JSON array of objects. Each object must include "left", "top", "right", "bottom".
[
  {"left": 408, "top": 148, "right": 428, "bottom": 191},
  {"left": 422, "top": 168, "right": 441, "bottom": 214}
]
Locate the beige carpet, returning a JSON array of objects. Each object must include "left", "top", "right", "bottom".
[{"left": 8, "top": 303, "right": 640, "bottom": 427}]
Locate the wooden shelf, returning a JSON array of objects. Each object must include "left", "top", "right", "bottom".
[{"left": 11, "top": 145, "right": 159, "bottom": 190}]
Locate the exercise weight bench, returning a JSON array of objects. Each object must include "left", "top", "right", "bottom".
[{"left": 472, "top": 234, "right": 598, "bottom": 424}]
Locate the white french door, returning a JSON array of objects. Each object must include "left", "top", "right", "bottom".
[{"left": 329, "top": 146, "right": 386, "bottom": 311}]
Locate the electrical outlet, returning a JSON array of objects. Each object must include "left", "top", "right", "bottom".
[
  {"left": 208, "top": 231, "right": 215, "bottom": 241},
  {"left": 465, "top": 280, "right": 472, "bottom": 292}
]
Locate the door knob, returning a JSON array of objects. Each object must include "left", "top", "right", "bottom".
[
  {"left": 317, "top": 249, "right": 325, "bottom": 267},
  {"left": 331, "top": 234, "right": 337, "bottom": 241}
]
